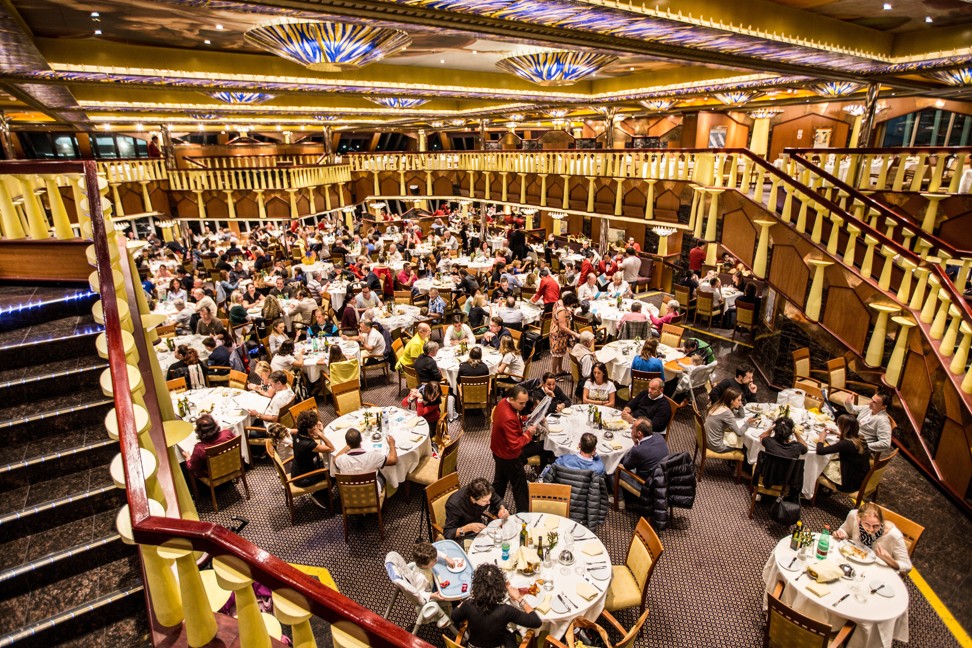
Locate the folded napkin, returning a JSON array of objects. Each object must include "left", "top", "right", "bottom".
[
  {"left": 332, "top": 420, "right": 353, "bottom": 430},
  {"left": 576, "top": 581, "right": 599, "bottom": 601},
  {"left": 410, "top": 434, "right": 425, "bottom": 443},
  {"left": 805, "top": 582, "right": 831, "bottom": 598},
  {"left": 548, "top": 425, "right": 564, "bottom": 433},
  {"left": 609, "top": 441, "right": 622, "bottom": 450},
  {"left": 408, "top": 416, "right": 424, "bottom": 428},
  {"left": 544, "top": 517, "right": 560, "bottom": 531},
  {"left": 807, "top": 561, "right": 843, "bottom": 584},
  {"left": 534, "top": 594, "right": 552, "bottom": 614},
  {"left": 581, "top": 543, "right": 603, "bottom": 557}
]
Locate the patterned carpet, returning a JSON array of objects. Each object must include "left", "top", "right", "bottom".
[{"left": 197, "top": 299, "right": 966, "bottom": 648}]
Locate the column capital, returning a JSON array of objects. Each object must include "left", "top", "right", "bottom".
[
  {"left": 868, "top": 302, "right": 900, "bottom": 315},
  {"left": 891, "top": 315, "right": 916, "bottom": 328}
]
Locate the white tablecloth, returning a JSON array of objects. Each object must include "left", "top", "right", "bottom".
[
  {"left": 299, "top": 338, "right": 361, "bottom": 383},
  {"left": 587, "top": 299, "right": 659, "bottom": 337},
  {"left": 294, "top": 262, "right": 333, "bottom": 277},
  {"left": 596, "top": 340, "right": 643, "bottom": 387},
  {"left": 413, "top": 277, "right": 458, "bottom": 294},
  {"left": 172, "top": 387, "right": 271, "bottom": 463},
  {"left": 247, "top": 298, "right": 300, "bottom": 329},
  {"left": 543, "top": 407, "right": 632, "bottom": 475},
  {"left": 440, "top": 256, "right": 496, "bottom": 274},
  {"left": 326, "top": 282, "right": 349, "bottom": 310},
  {"left": 467, "top": 512, "right": 611, "bottom": 639},
  {"left": 489, "top": 300, "right": 544, "bottom": 327},
  {"left": 722, "top": 287, "right": 742, "bottom": 309},
  {"left": 435, "top": 344, "right": 503, "bottom": 390},
  {"left": 152, "top": 300, "right": 195, "bottom": 318},
  {"left": 369, "top": 304, "right": 424, "bottom": 332},
  {"left": 322, "top": 406, "right": 431, "bottom": 490},
  {"left": 155, "top": 335, "right": 210, "bottom": 372},
  {"left": 741, "top": 404, "right": 838, "bottom": 498},
  {"left": 762, "top": 535, "right": 909, "bottom": 648}
]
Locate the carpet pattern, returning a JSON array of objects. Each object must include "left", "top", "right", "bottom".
[{"left": 197, "top": 302, "right": 966, "bottom": 648}]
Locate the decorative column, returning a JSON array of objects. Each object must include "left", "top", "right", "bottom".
[
  {"left": 909, "top": 266, "right": 931, "bottom": 310},
  {"left": 877, "top": 246, "right": 897, "bottom": 292},
  {"left": 161, "top": 420, "right": 200, "bottom": 521},
  {"left": 826, "top": 214, "right": 843, "bottom": 255},
  {"left": 919, "top": 193, "right": 947, "bottom": 233},
  {"left": 483, "top": 172, "right": 492, "bottom": 201},
  {"left": 224, "top": 191, "right": 237, "bottom": 220},
  {"left": 158, "top": 538, "right": 218, "bottom": 647},
  {"left": 860, "top": 235, "right": 879, "bottom": 280},
  {"left": 287, "top": 189, "right": 299, "bottom": 219},
  {"left": 273, "top": 589, "right": 317, "bottom": 648},
  {"left": 899, "top": 228, "right": 915, "bottom": 252},
  {"left": 614, "top": 178, "right": 624, "bottom": 216},
  {"left": 417, "top": 129, "right": 427, "bottom": 152},
  {"left": 306, "top": 187, "right": 316, "bottom": 214},
  {"left": 930, "top": 289, "right": 952, "bottom": 339},
  {"left": 691, "top": 187, "right": 706, "bottom": 237},
  {"left": 193, "top": 191, "right": 206, "bottom": 219},
  {"left": 795, "top": 197, "right": 810, "bottom": 234},
  {"left": 753, "top": 220, "right": 775, "bottom": 278},
  {"left": 704, "top": 189, "right": 723, "bottom": 266},
  {"left": 940, "top": 306, "right": 963, "bottom": 357},
  {"left": 139, "top": 181, "right": 153, "bottom": 212},
  {"left": 561, "top": 175, "right": 570, "bottom": 210},
  {"left": 586, "top": 177, "right": 596, "bottom": 213},
  {"left": 644, "top": 179, "right": 657, "bottom": 220},
  {"left": 115, "top": 500, "right": 183, "bottom": 628},
  {"left": 16, "top": 176, "right": 50, "bottom": 239},
  {"left": 766, "top": 178, "right": 781, "bottom": 213},
  {"left": 213, "top": 555, "right": 272, "bottom": 648},
  {"left": 843, "top": 224, "right": 861, "bottom": 266},
  {"left": 539, "top": 174, "right": 548, "bottom": 207},
  {"left": 500, "top": 172, "right": 509, "bottom": 203},
  {"left": 805, "top": 259, "right": 833, "bottom": 322},
  {"left": 885, "top": 316, "right": 916, "bottom": 387},
  {"left": 780, "top": 188, "right": 794, "bottom": 223},
  {"left": 0, "top": 177, "right": 27, "bottom": 239},
  {"left": 109, "top": 183, "right": 126, "bottom": 217},
  {"left": 653, "top": 226, "right": 675, "bottom": 257},
  {"left": 810, "top": 206, "right": 828, "bottom": 244},
  {"left": 372, "top": 171, "right": 380, "bottom": 197},
  {"left": 864, "top": 303, "right": 900, "bottom": 366},
  {"left": 919, "top": 275, "right": 940, "bottom": 324},
  {"left": 913, "top": 238, "right": 933, "bottom": 260},
  {"left": 519, "top": 173, "right": 527, "bottom": 204},
  {"left": 43, "top": 178, "right": 75, "bottom": 239},
  {"left": 896, "top": 259, "right": 918, "bottom": 303},
  {"left": 950, "top": 322, "right": 972, "bottom": 375}
]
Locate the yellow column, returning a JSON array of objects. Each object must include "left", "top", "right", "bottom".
[
  {"left": 644, "top": 179, "right": 657, "bottom": 220},
  {"left": 885, "top": 316, "right": 916, "bottom": 387},
  {"left": 898, "top": 228, "right": 915, "bottom": 253},
  {"left": 691, "top": 187, "right": 705, "bottom": 237},
  {"left": 561, "top": 176, "right": 570, "bottom": 210},
  {"left": 44, "top": 178, "right": 75, "bottom": 239},
  {"left": 213, "top": 555, "right": 272, "bottom": 648},
  {"left": 16, "top": 175, "right": 50, "bottom": 239},
  {"left": 255, "top": 191, "right": 267, "bottom": 219},
  {"left": 752, "top": 167, "right": 766, "bottom": 203},
  {"left": 918, "top": 194, "right": 947, "bottom": 234},
  {"left": 704, "top": 189, "right": 723, "bottom": 265},
  {"left": 877, "top": 246, "right": 897, "bottom": 292},
  {"left": 865, "top": 303, "right": 900, "bottom": 366},
  {"left": 501, "top": 172, "right": 509, "bottom": 203},
  {"left": 805, "top": 259, "right": 833, "bottom": 322},
  {"left": 614, "top": 178, "right": 624, "bottom": 216},
  {"left": 908, "top": 266, "right": 931, "bottom": 310},
  {"left": 940, "top": 306, "right": 962, "bottom": 357},
  {"left": 913, "top": 238, "right": 933, "bottom": 260},
  {"left": 950, "top": 322, "right": 972, "bottom": 374},
  {"left": 753, "top": 220, "right": 775, "bottom": 278},
  {"left": 398, "top": 171, "right": 406, "bottom": 196},
  {"left": 110, "top": 183, "right": 126, "bottom": 217},
  {"left": 811, "top": 206, "right": 827, "bottom": 244},
  {"left": 750, "top": 117, "right": 771, "bottom": 156},
  {"left": 0, "top": 177, "right": 27, "bottom": 239},
  {"left": 896, "top": 259, "right": 918, "bottom": 303},
  {"left": 795, "top": 197, "right": 810, "bottom": 234},
  {"left": 551, "top": 214, "right": 564, "bottom": 236},
  {"left": 954, "top": 258, "right": 972, "bottom": 293},
  {"left": 224, "top": 191, "right": 237, "bottom": 220},
  {"left": 848, "top": 115, "right": 864, "bottom": 148},
  {"left": 539, "top": 174, "right": 548, "bottom": 207},
  {"left": 139, "top": 181, "right": 153, "bottom": 212},
  {"left": 766, "top": 178, "right": 781, "bottom": 212},
  {"left": 780, "top": 187, "right": 794, "bottom": 223},
  {"left": 483, "top": 172, "right": 491, "bottom": 200},
  {"left": 162, "top": 420, "right": 200, "bottom": 521},
  {"left": 930, "top": 289, "right": 952, "bottom": 339},
  {"left": 656, "top": 232, "right": 671, "bottom": 257},
  {"left": 860, "top": 235, "right": 879, "bottom": 280},
  {"left": 287, "top": 190, "right": 299, "bottom": 219},
  {"left": 826, "top": 214, "right": 843, "bottom": 255},
  {"left": 586, "top": 177, "right": 596, "bottom": 213},
  {"left": 964, "top": 361, "right": 972, "bottom": 395},
  {"left": 115, "top": 500, "right": 183, "bottom": 627},
  {"left": 372, "top": 171, "right": 380, "bottom": 196},
  {"left": 306, "top": 187, "right": 317, "bottom": 214},
  {"left": 919, "top": 275, "right": 940, "bottom": 324},
  {"left": 426, "top": 171, "right": 433, "bottom": 197},
  {"left": 193, "top": 191, "right": 206, "bottom": 219},
  {"left": 273, "top": 589, "right": 317, "bottom": 648},
  {"left": 843, "top": 224, "right": 861, "bottom": 266},
  {"left": 158, "top": 539, "right": 218, "bottom": 647}
]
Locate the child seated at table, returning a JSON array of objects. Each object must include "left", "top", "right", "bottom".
[{"left": 384, "top": 542, "right": 458, "bottom": 606}]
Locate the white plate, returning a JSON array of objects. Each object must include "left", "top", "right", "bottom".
[
  {"left": 589, "top": 567, "right": 611, "bottom": 581},
  {"left": 448, "top": 558, "right": 466, "bottom": 573},
  {"left": 869, "top": 580, "right": 894, "bottom": 598},
  {"left": 839, "top": 543, "right": 876, "bottom": 565},
  {"left": 779, "top": 552, "right": 802, "bottom": 572},
  {"left": 571, "top": 525, "right": 592, "bottom": 540},
  {"left": 549, "top": 597, "right": 569, "bottom": 614}
]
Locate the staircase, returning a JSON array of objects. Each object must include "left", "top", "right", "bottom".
[{"left": 0, "top": 285, "right": 149, "bottom": 647}]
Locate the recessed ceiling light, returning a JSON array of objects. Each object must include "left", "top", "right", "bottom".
[
  {"left": 204, "top": 39, "right": 211, "bottom": 44},
  {"left": 90, "top": 11, "right": 99, "bottom": 17},
  {"left": 883, "top": 3, "right": 892, "bottom": 9},
  {"left": 629, "top": 67, "right": 634, "bottom": 71},
  {"left": 925, "top": 16, "right": 933, "bottom": 22},
  {"left": 94, "top": 29, "right": 102, "bottom": 35},
  {"left": 472, "top": 50, "right": 478, "bottom": 54},
  {"left": 440, "top": 59, "right": 446, "bottom": 64},
  {"left": 215, "top": 24, "right": 224, "bottom": 30}
]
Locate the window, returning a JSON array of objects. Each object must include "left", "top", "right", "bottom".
[
  {"left": 16, "top": 132, "right": 80, "bottom": 159},
  {"left": 93, "top": 135, "right": 119, "bottom": 158},
  {"left": 116, "top": 136, "right": 136, "bottom": 158},
  {"left": 881, "top": 108, "right": 972, "bottom": 147},
  {"left": 336, "top": 135, "right": 370, "bottom": 153}
]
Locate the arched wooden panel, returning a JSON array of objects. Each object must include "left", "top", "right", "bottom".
[
  {"left": 900, "top": 347, "right": 932, "bottom": 425},
  {"left": 935, "top": 417, "right": 972, "bottom": 500},
  {"left": 821, "top": 286, "right": 869, "bottom": 355},
  {"left": 721, "top": 208, "right": 757, "bottom": 268},
  {"left": 768, "top": 245, "right": 809, "bottom": 308}
]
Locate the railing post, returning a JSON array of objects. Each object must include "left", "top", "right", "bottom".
[
  {"left": 930, "top": 289, "right": 952, "bottom": 339},
  {"left": 885, "top": 316, "right": 916, "bottom": 387},
  {"left": 704, "top": 189, "right": 723, "bottom": 266},
  {"left": 896, "top": 259, "right": 918, "bottom": 303},
  {"left": 158, "top": 539, "right": 219, "bottom": 647},
  {"left": 919, "top": 275, "right": 941, "bottom": 324},
  {"left": 843, "top": 224, "right": 861, "bottom": 266},
  {"left": 810, "top": 206, "right": 827, "bottom": 244},
  {"left": 753, "top": 220, "right": 775, "bottom": 278},
  {"left": 940, "top": 306, "right": 963, "bottom": 357},
  {"left": 919, "top": 194, "right": 947, "bottom": 234},
  {"left": 865, "top": 303, "right": 899, "bottom": 366},
  {"left": 860, "top": 235, "right": 879, "bottom": 279},
  {"left": 780, "top": 187, "right": 794, "bottom": 223},
  {"left": 586, "top": 176, "right": 596, "bottom": 213},
  {"left": 213, "top": 555, "right": 273, "bottom": 648},
  {"left": 951, "top": 322, "right": 972, "bottom": 375},
  {"left": 116, "top": 500, "right": 184, "bottom": 627},
  {"left": 0, "top": 176, "right": 27, "bottom": 239},
  {"left": 909, "top": 266, "right": 931, "bottom": 310},
  {"left": 273, "top": 589, "right": 317, "bottom": 648},
  {"left": 826, "top": 214, "right": 843, "bottom": 255},
  {"left": 805, "top": 259, "right": 833, "bottom": 322},
  {"left": 43, "top": 177, "right": 75, "bottom": 239},
  {"left": 15, "top": 175, "right": 51, "bottom": 239},
  {"left": 877, "top": 246, "right": 897, "bottom": 291},
  {"left": 955, "top": 258, "right": 972, "bottom": 293}
]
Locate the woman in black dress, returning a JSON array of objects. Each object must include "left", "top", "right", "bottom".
[
  {"left": 451, "top": 564, "right": 541, "bottom": 648},
  {"left": 815, "top": 414, "right": 872, "bottom": 493}
]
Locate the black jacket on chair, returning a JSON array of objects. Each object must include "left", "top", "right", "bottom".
[
  {"left": 541, "top": 464, "right": 609, "bottom": 529},
  {"left": 636, "top": 451, "right": 696, "bottom": 531}
]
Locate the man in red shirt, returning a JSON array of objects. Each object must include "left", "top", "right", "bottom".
[
  {"left": 490, "top": 385, "right": 535, "bottom": 512},
  {"left": 688, "top": 240, "right": 707, "bottom": 272},
  {"left": 529, "top": 268, "right": 561, "bottom": 312}
]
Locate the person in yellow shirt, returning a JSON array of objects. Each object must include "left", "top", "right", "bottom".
[{"left": 397, "top": 322, "right": 432, "bottom": 370}]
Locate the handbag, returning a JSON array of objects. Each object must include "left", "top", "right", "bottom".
[{"left": 769, "top": 459, "right": 802, "bottom": 526}]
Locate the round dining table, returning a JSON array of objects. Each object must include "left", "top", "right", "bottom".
[
  {"left": 489, "top": 300, "right": 544, "bottom": 328},
  {"left": 298, "top": 338, "right": 361, "bottom": 383},
  {"left": 543, "top": 406, "right": 633, "bottom": 475},
  {"left": 586, "top": 298, "right": 659, "bottom": 337},
  {"left": 761, "top": 534, "right": 909, "bottom": 648},
  {"left": 434, "top": 344, "right": 504, "bottom": 391},
  {"left": 155, "top": 334, "right": 210, "bottom": 372},
  {"left": 171, "top": 387, "right": 271, "bottom": 463},
  {"left": 413, "top": 277, "right": 458, "bottom": 294},
  {"left": 369, "top": 304, "right": 424, "bottom": 333},
  {"left": 467, "top": 512, "right": 612, "bottom": 639},
  {"left": 321, "top": 406, "right": 431, "bottom": 491}
]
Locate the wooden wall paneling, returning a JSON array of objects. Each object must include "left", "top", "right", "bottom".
[
  {"left": 432, "top": 175, "right": 453, "bottom": 196},
  {"left": 507, "top": 174, "right": 521, "bottom": 200},
  {"left": 768, "top": 113, "right": 851, "bottom": 161},
  {"left": 620, "top": 184, "right": 647, "bottom": 219},
  {"left": 721, "top": 208, "right": 757, "bottom": 268},
  {"left": 937, "top": 210, "right": 972, "bottom": 251},
  {"left": 899, "top": 347, "right": 932, "bottom": 424},
  {"left": 266, "top": 195, "right": 290, "bottom": 219},
  {"left": 768, "top": 245, "right": 810, "bottom": 308},
  {"left": 569, "top": 178, "right": 587, "bottom": 212},
  {"left": 379, "top": 176, "right": 400, "bottom": 197},
  {"left": 203, "top": 193, "right": 228, "bottom": 220},
  {"left": 0, "top": 240, "right": 90, "bottom": 282},
  {"left": 236, "top": 195, "right": 258, "bottom": 219},
  {"left": 821, "top": 285, "right": 869, "bottom": 354},
  {"left": 934, "top": 417, "right": 972, "bottom": 502},
  {"left": 546, "top": 175, "right": 564, "bottom": 207},
  {"left": 654, "top": 187, "right": 682, "bottom": 222}
]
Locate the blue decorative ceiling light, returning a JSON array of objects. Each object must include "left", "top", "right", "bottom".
[
  {"left": 496, "top": 50, "right": 618, "bottom": 86},
  {"left": 314, "top": 115, "right": 338, "bottom": 121},
  {"left": 639, "top": 99, "right": 676, "bottom": 111},
  {"left": 714, "top": 91, "right": 760, "bottom": 106},
  {"left": 925, "top": 67, "right": 972, "bottom": 86},
  {"left": 209, "top": 92, "right": 275, "bottom": 104},
  {"left": 808, "top": 81, "right": 863, "bottom": 97},
  {"left": 188, "top": 112, "right": 218, "bottom": 120},
  {"left": 367, "top": 97, "right": 428, "bottom": 109},
  {"left": 245, "top": 21, "right": 411, "bottom": 72}
]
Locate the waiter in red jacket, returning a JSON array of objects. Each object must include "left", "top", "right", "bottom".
[
  {"left": 530, "top": 268, "right": 561, "bottom": 313},
  {"left": 490, "top": 384, "right": 536, "bottom": 512}
]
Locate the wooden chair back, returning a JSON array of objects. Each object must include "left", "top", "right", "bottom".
[
  {"left": 766, "top": 587, "right": 854, "bottom": 648},
  {"left": 734, "top": 301, "right": 756, "bottom": 337},
  {"left": 664, "top": 396, "right": 679, "bottom": 436},
  {"left": 403, "top": 364, "right": 420, "bottom": 391},
  {"left": 438, "top": 432, "right": 463, "bottom": 478},
  {"left": 332, "top": 379, "right": 362, "bottom": 416},
  {"left": 157, "top": 323, "right": 177, "bottom": 337},
  {"left": 610, "top": 608, "right": 652, "bottom": 648},
  {"left": 528, "top": 483, "right": 571, "bottom": 517},
  {"left": 167, "top": 377, "right": 188, "bottom": 393},
  {"left": 826, "top": 357, "right": 847, "bottom": 390},
  {"left": 854, "top": 448, "right": 898, "bottom": 507},
  {"left": 336, "top": 472, "right": 381, "bottom": 515},
  {"left": 673, "top": 284, "right": 692, "bottom": 308},
  {"left": 509, "top": 328, "right": 522, "bottom": 350},
  {"left": 876, "top": 504, "right": 924, "bottom": 558},
  {"left": 203, "top": 435, "right": 245, "bottom": 486},
  {"left": 459, "top": 375, "right": 491, "bottom": 411},
  {"left": 694, "top": 292, "right": 719, "bottom": 326},
  {"left": 792, "top": 348, "right": 813, "bottom": 381},
  {"left": 630, "top": 370, "right": 658, "bottom": 400},
  {"left": 626, "top": 517, "right": 664, "bottom": 608},
  {"left": 284, "top": 397, "right": 318, "bottom": 427},
  {"left": 228, "top": 370, "right": 249, "bottom": 390},
  {"left": 618, "top": 319, "right": 650, "bottom": 340},
  {"left": 659, "top": 324, "right": 684, "bottom": 348},
  {"left": 426, "top": 472, "right": 460, "bottom": 540}
]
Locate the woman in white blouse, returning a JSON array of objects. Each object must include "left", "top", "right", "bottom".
[
  {"left": 496, "top": 335, "right": 525, "bottom": 378},
  {"left": 443, "top": 313, "right": 476, "bottom": 347},
  {"left": 833, "top": 502, "right": 912, "bottom": 574},
  {"left": 583, "top": 361, "right": 616, "bottom": 408},
  {"left": 268, "top": 319, "right": 289, "bottom": 357}
]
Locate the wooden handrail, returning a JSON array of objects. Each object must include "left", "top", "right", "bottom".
[{"left": 784, "top": 146, "right": 972, "bottom": 155}]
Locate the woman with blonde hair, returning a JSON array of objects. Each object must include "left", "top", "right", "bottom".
[
  {"left": 262, "top": 295, "right": 282, "bottom": 323},
  {"left": 833, "top": 502, "right": 912, "bottom": 573},
  {"left": 704, "top": 387, "right": 757, "bottom": 453},
  {"left": 247, "top": 360, "right": 274, "bottom": 396}
]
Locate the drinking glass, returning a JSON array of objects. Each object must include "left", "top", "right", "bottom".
[
  {"left": 852, "top": 572, "right": 867, "bottom": 603},
  {"left": 543, "top": 569, "right": 555, "bottom": 591}
]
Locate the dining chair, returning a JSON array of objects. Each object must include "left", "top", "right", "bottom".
[
  {"left": 825, "top": 357, "right": 874, "bottom": 405},
  {"left": 394, "top": 290, "right": 412, "bottom": 304},
  {"left": 206, "top": 366, "right": 233, "bottom": 386},
  {"left": 813, "top": 448, "right": 898, "bottom": 508},
  {"left": 693, "top": 291, "right": 722, "bottom": 328},
  {"left": 331, "top": 378, "right": 377, "bottom": 417},
  {"left": 361, "top": 353, "right": 390, "bottom": 389},
  {"left": 167, "top": 376, "right": 188, "bottom": 393},
  {"left": 391, "top": 337, "right": 405, "bottom": 393},
  {"left": 732, "top": 301, "right": 756, "bottom": 340},
  {"left": 426, "top": 472, "right": 460, "bottom": 541},
  {"left": 748, "top": 452, "right": 800, "bottom": 519},
  {"left": 527, "top": 483, "right": 571, "bottom": 517},
  {"left": 156, "top": 323, "right": 177, "bottom": 338},
  {"left": 876, "top": 505, "right": 924, "bottom": 558},
  {"left": 452, "top": 627, "right": 535, "bottom": 648},
  {"left": 266, "top": 440, "right": 331, "bottom": 521},
  {"left": 658, "top": 324, "right": 684, "bottom": 349},
  {"left": 227, "top": 369, "right": 249, "bottom": 390},
  {"left": 406, "top": 431, "right": 463, "bottom": 495},
  {"left": 459, "top": 374, "right": 492, "bottom": 425},
  {"left": 600, "top": 608, "right": 651, "bottom": 648},
  {"left": 403, "top": 364, "right": 420, "bottom": 392},
  {"left": 605, "top": 517, "right": 663, "bottom": 613},
  {"left": 544, "top": 618, "right": 611, "bottom": 648},
  {"left": 618, "top": 320, "right": 650, "bottom": 341},
  {"left": 630, "top": 370, "right": 658, "bottom": 401},
  {"left": 791, "top": 347, "right": 826, "bottom": 393},
  {"left": 188, "top": 435, "right": 250, "bottom": 513},
  {"left": 509, "top": 328, "right": 523, "bottom": 351},
  {"left": 673, "top": 285, "right": 695, "bottom": 314},
  {"left": 335, "top": 472, "right": 384, "bottom": 543},
  {"left": 282, "top": 397, "right": 318, "bottom": 428},
  {"left": 692, "top": 406, "right": 743, "bottom": 482},
  {"left": 613, "top": 465, "right": 645, "bottom": 511},
  {"left": 765, "top": 581, "right": 855, "bottom": 648}
]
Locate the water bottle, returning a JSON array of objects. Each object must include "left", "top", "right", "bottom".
[
  {"left": 382, "top": 407, "right": 391, "bottom": 434},
  {"left": 815, "top": 525, "right": 831, "bottom": 561}
]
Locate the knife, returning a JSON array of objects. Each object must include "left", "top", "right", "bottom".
[
  {"left": 832, "top": 594, "right": 849, "bottom": 607},
  {"left": 556, "top": 594, "right": 572, "bottom": 610},
  {"left": 533, "top": 516, "right": 542, "bottom": 528},
  {"left": 787, "top": 557, "right": 797, "bottom": 569},
  {"left": 869, "top": 584, "right": 885, "bottom": 595},
  {"left": 563, "top": 593, "right": 581, "bottom": 608}
]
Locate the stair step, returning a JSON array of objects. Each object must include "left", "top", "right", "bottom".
[
  {"left": 0, "top": 390, "right": 113, "bottom": 446},
  {"left": 0, "top": 534, "right": 129, "bottom": 597},
  {"left": 0, "top": 288, "right": 97, "bottom": 334},
  {"left": 0, "top": 318, "right": 104, "bottom": 371},
  {"left": 0, "top": 438, "right": 118, "bottom": 497},
  {"left": 0, "top": 483, "right": 124, "bottom": 544},
  {"left": 0, "top": 358, "right": 107, "bottom": 408},
  {"left": 0, "top": 583, "right": 144, "bottom": 648}
]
